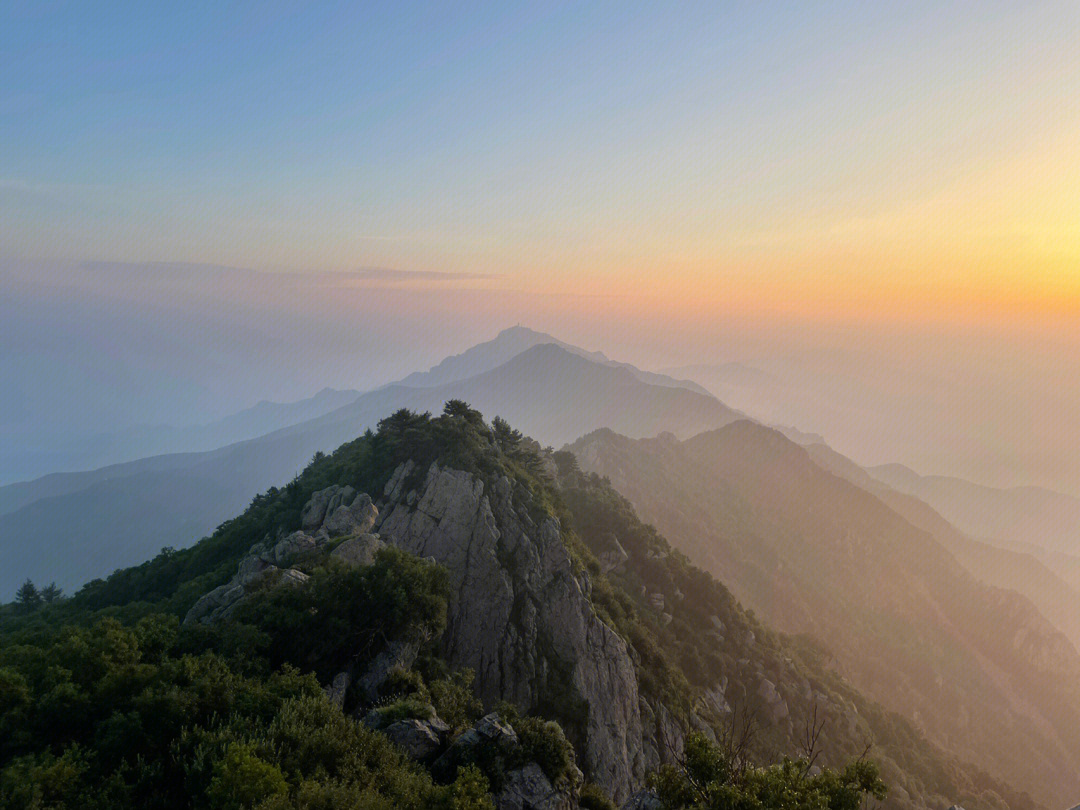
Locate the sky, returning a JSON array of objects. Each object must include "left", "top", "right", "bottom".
[{"left": 1, "top": 2, "right": 1079, "bottom": 491}]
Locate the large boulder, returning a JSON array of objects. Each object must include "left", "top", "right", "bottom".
[
  {"left": 496, "top": 762, "right": 575, "bottom": 810},
  {"left": 324, "top": 491, "right": 378, "bottom": 537},
  {"left": 597, "top": 534, "right": 630, "bottom": 574},
  {"left": 331, "top": 533, "right": 385, "bottom": 567},
  {"left": 756, "top": 678, "right": 789, "bottom": 724},
  {"left": 301, "top": 485, "right": 378, "bottom": 537},
  {"left": 300, "top": 486, "right": 342, "bottom": 531},
  {"left": 454, "top": 712, "right": 520, "bottom": 752},
  {"left": 266, "top": 530, "right": 324, "bottom": 566},
  {"left": 384, "top": 718, "right": 444, "bottom": 762}
]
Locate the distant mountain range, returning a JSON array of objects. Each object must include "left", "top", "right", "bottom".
[
  {"left": 568, "top": 423, "right": 1080, "bottom": 809},
  {"left": 869, "top": 463, "right": 1080, "bottom": 556},
  {"left": 0, "top": 330, "right": 742, "bottom": 596},
  {"left": 0, "top": 387, "right": 365, "bottom": 488},
  {"left": 400, "top": 325, "right": 710, "bottom": 395},
  {"left": 805, "top": 442, "right": 1080, "bottom": 661}
]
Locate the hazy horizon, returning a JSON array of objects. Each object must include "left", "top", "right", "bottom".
[
  {"left": 3, "top": 256, "right": 1079, "bottom": 499},
  {"left": 4, "top": 2, "right": 1079, "bottom": 492}
]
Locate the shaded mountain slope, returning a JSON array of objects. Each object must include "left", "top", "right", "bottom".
[
  {"left": 569, "top": 423, "right": 1080, "bottom": 809},
  {"left": 806, "top": 442, "right": 1080, "bottom": 654}
]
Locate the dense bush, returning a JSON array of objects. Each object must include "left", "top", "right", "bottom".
[
  {"left": 235, "top": 547, "right": 450, "bottom": 680},
  {"left": 0, "top": 556, "right": 458, "bottom": 809},
  {"left": 649, "top": 731, "right": 887, "bottom": 810}
]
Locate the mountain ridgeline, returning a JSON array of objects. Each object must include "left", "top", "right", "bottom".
[
  {"left": 0, "top": 406, "right": 1023, "bottom": 809},
  {"left": 0, "top": 334, "right": 742, "bottom": 597}
]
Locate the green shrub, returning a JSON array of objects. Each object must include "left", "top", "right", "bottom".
[
  {"left": 497, "top": 703, "right": 576, "bottom": 784},
  {"left": 429, "top": 670, "right": 483, "bottom": 733},
  {"left": 207, "top": 743, "right": 288, "bottom": 810},
  {"left": 450, "top": 764, "right": 494, "bottom": 810},
  {"left": 372, "top": 697, "right": 435, "bottom": 726},
  {"left": 579, "top": 782, "right": 618, "bottom": 810}
]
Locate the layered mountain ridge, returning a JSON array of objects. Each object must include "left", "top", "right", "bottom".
[
  {"left": 0, "top": 336, "right": 742, "bottom": 596},
  {"left": 569, "top": 422, "right": 1080, "bottom": 808}
]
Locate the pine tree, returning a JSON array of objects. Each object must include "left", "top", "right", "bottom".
[
  {"left": 14, "top": 578, "right": 41, "bottom": 613},
  {"left": 40, "top": 582, "right": 64, "bottom": 603}
]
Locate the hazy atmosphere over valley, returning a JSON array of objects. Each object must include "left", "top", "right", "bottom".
[{"left": 2, "top": 3, "right": 1079, "bottom": 810}]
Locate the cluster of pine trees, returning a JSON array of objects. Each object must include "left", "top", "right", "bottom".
[{"left": 12, "top": 580, "right": 63, "bottom": 613}]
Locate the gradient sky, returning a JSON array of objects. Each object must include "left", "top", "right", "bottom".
[
  {"left": 2, "top": 2, "right": 1079, "bottom": 492},
  {"left": 3, "top": 1, "right": 1078, "bottom": 322}
]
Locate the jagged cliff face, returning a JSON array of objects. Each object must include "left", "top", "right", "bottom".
[{"left": 374, "top": 461, "right": 644, "bottom": 802}]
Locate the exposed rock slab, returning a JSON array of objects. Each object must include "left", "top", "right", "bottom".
[
  {"left": 331, "top": 533, "right": 385, "bottom": 567},
  {"left": 496, "top": 762, "right": 575, "bottom": 810},
  {"left": 375, "top": 462, "right": 644, "bottom": 802}
]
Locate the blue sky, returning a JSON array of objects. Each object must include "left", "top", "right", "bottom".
[{"left": 5, "top": 1, "right": 1076, "bottom": 284}]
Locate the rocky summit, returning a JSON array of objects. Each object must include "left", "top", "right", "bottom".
[{"left": 0, "top": 405, "right": 1040, "bottom": 810}]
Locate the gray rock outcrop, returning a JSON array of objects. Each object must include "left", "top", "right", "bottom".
[
  {"left": 331, "top": 533, "right": 385, "bottom": 567},
  {"left": 496, "top": 762, "right": 576, "bottom": 810},
  {"left": 355, "top": 639, "right": 421, "bottom": 700},
  {"left": 375, "top": 462, "right": 645, "bottom": 802},
  {"left": 184, "top": 485, "right": 379, "bottom": 625},
  {"left": 325, "top": 671, "right": 351, "bottom": 708},
  {"left": 452, "top": 712, "right": 520, "bottom": 754},
  {"left": 184, "top": 557, "right": 309, "bottom": 624},
  {"left": 757, "top": 677, "right": 789, "bottom": 724},
  {"left": 597, "top": 533, "right": 630, "bottom": 574},
  {"left": 384, "top": 718, "right": 445, "bottom": 762},
  {"left": 621, "top": 791, "right": 663, "bottom": 810}
]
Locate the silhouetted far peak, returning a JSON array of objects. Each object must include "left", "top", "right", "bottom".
[
  {"left": 398, "top": 326, "right": 710, "bottom": 396},
  {"left": 398, "top": 325, "right": 607, "bottom": 389}
]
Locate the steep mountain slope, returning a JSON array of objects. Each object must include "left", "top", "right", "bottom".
[
  {"left": 0, "top": 344, "right": 742, "bottom": 596},
  {"left": 569, "top": 423, "right": 1080, "bottom": 809},
  {"left": 806, "top": 443, "right": 1080, "bottom": 654},
  {"left": 870, "top": 463, "right": 1080, "bottom": 556},
  {"left": 1, "top": 407, "right": 1032, "bottom": 810}
]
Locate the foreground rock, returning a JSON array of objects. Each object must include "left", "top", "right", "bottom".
[
  {"left": 382, "top": 717, "right": 447, "bottom": 762},
  {"left": 183, "top": 468, "right": 679, "bottom": 802},
  {"left": 497, "top": 762, "right": 576, "bottom": 810},
  {"left": 375, "top": 462, "right": 644, "bottom": 802}
]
